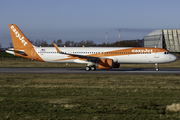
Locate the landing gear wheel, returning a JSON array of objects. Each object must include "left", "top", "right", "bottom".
[
  {"left": 85, "top": 66, "right": 91, "bottom": 71},
  {"left": 156, "top": 68, "right": 159, "bottom": 71},
  {"left": 90, "top": 66, "right": 96, "bottom": 71},
  {"left": 155, "top": 63, "right": 159, "bottom": 71}
]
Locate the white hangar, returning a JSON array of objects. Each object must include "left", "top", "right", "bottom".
[{"left": 144, "top": 29, "right": 180, "bottom": 52}]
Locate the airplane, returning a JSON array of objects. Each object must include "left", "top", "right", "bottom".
[{"left": 6, "top": 24, "right": 177, "bottom": 71}]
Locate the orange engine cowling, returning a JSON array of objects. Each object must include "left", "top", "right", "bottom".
[{"left": 98, "top": 59, "right": 113, "bottom": 69}]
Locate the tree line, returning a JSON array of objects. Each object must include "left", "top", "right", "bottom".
[
  {"left": 29, "top": 39, "right": 97, "bottom": 47},
  {"left": 29, "top": 39, "right": 142, "bottom": 47},
  {"left": 0, "top": 39, "right": 143, "bottom": 48}
]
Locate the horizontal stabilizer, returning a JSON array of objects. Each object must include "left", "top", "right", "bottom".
[{"left": 6, "top": 49, "right": 27, "bottom": 56}]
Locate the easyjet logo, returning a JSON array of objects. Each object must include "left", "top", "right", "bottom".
[
  {"left": 132, "top": 49, "right": 153, "bottom": 53},
  {"left": 11, "top": 26, "right": 27, "bottom": 46}
]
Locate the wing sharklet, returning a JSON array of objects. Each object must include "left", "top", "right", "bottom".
[{"left": 53, "top": 43, "right": 61, "bottom": 53}]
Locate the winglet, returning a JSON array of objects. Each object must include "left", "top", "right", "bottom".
[{"left": 53, "top": 43, "right": 61, "bottom": 53}]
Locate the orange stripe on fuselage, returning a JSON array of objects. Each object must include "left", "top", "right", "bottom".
[{"left": 52, "top": 47, "right": 167, "bottom": 62}]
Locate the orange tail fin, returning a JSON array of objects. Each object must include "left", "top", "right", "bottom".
[
  {"left": 8, "top": 24, "right": 44, "bottom": 61},
  {"left": 9, "top": 24, "right": 33, "bottom": 49}
]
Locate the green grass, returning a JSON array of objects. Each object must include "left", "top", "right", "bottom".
[
  {"left": 0, "top": 74, "right": 180, "bottom": 119},
  {"left": 0, "top": 58, "right": 86, "bottom": 68},
  {"left": 0, "top": 52, "right": 180, "bottom": 119},
  {"left": 0, "top": 51, "right": 20, "bottom": 58}
]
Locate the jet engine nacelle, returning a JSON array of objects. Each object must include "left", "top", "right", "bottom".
[
  {"left": 97, "top": 59, "right": 120, "bottom": 69},
  {"left": 98, "top": 59, "right": 113, "bottom": 69}
]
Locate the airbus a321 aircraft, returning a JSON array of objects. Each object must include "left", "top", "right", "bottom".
[{"left": 6, "top": 24, "right": 177, "bottom": 71}]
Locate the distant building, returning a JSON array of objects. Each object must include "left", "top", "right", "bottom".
[{"left": 144, "top": 29, "right": 180, "bottom": 52}]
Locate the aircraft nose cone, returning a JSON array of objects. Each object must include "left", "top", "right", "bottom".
[{"left": 171, "top": 54, "right": 177, "bottom": 62}]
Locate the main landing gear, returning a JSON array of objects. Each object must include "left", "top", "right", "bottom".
[
  {"left": 85, "top": 65, "right": 96, "bottom": 71},
  {"left": 155, "top": 63, "right": 159, "bottom": 71}
]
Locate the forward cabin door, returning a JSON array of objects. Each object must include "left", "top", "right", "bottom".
[{"left": 154, "top": 49, "right": 159, "bottom": 58}]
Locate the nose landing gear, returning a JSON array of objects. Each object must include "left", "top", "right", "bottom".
[{"left": 155, "top": 63, "right": 159, "bottom": 71}]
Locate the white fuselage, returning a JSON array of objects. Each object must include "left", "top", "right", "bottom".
[{"left": 33, "top": 47, "right": 177, "bottom": 64}]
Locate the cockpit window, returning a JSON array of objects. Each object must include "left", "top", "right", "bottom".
[{"left": 164, "top": 51, "right": 171, "bottom": 54}]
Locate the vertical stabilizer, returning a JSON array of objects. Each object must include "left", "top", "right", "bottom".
[
  {"left": 8, "top": 24, "right": 44, "bottom": 61},
  {"left": 9, "top": 24, "right": 33, "bottom": 49}
]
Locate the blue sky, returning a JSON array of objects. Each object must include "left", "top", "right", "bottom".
[{"left": 1, "top": 0, "right": 180, "bottom": 47}]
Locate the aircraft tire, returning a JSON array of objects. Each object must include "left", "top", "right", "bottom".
[
  {"left": 85, "top": 66, "right": 91, "bottom": 71},
  {"left": 90, "top": 66, "right": 96, "bottom": 71}
]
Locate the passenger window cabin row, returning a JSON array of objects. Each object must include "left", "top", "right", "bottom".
[{"left": 38, "top": 51, "right": 152, "bottom": 54}]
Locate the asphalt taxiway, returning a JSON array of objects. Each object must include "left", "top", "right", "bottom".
[{"left": 0, "top": 68, "right": 180, "bottom": 74}]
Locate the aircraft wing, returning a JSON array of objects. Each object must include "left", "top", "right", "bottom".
[{"left": 53, "top": 43, "right": 101, "bottom": 61}]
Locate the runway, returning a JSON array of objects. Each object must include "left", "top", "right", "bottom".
[{"left": 0, "top": 68, "right": 180, "bottom": 74}]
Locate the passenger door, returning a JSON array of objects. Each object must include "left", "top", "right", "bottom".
[{"left": 154, "top": 49, "right": 159, "bottom": 58}]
